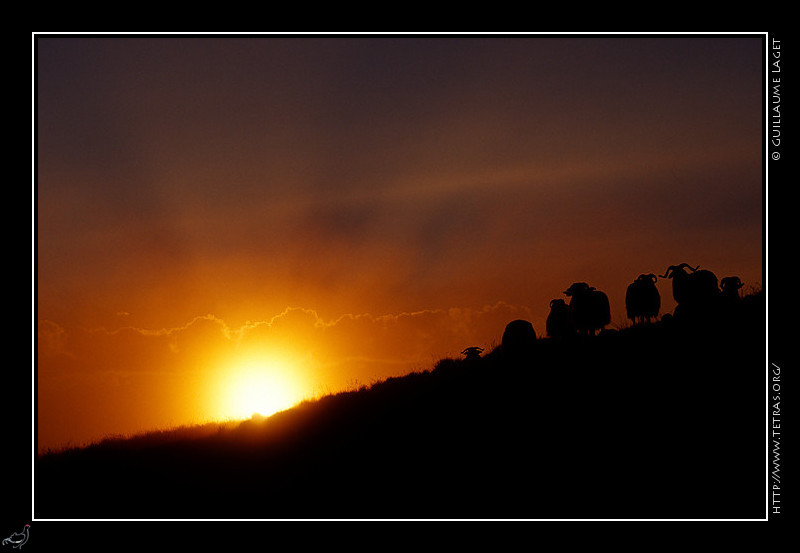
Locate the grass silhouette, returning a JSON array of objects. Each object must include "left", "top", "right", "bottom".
[{"left": 35, "top": 293, "right": 765, "bottom": 519}]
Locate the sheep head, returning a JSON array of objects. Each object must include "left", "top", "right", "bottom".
[
  {"left": 721, "top": 276, "right": 743, "bottom": 293},
  {"left": 564, "top": 282, "right": 592, "bottom": 296}
]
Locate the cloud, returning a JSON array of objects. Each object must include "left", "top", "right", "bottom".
[{"left": 38, "top": 301, "right": 535, "bottom": 384}]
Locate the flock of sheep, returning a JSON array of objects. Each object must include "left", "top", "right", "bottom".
[{"left": 485, "top": 263, "right": 754, "bottom": 356}]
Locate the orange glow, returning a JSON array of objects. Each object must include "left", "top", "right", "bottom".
[
  {"left": 35, "top": 36, "right": 764, "bottom": 455},
  {"left": 211, "top": 353, "right": 308, "bottom": 420}
]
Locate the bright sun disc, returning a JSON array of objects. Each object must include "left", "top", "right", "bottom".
[{"left": 218, "top": 357, "right": 305, "bottom": 420}]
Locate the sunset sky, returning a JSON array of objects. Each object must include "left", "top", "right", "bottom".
[{"left": 35, "top": 34, "right": 765, "bottom": 452}]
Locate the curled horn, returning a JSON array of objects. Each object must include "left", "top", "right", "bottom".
[
  {"left": 660, "top": 265, "right": 677, "bottom": 278},
  {"left": 722, "top": 276, "right": 744, "bottom": 290}
]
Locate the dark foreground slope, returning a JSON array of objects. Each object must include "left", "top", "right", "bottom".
[{"left": 36, "top": 303, "right": 765, "bottom": 519}]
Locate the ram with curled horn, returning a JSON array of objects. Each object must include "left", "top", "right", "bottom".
[
  {"left": 660, "top": 263, "right": 719, "bottom": 308},
  {"left": 625, "top": 273, "right": 660, "bottom": 325},
  {"left": 720, "top": 276, "right": 744, "bottom": 300},
  {"left": 715, "top": 275, "right": 747, "bottom": 323}
]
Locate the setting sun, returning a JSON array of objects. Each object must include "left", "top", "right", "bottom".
[{"left": 215, "top": 355, "right": 307, "bottom": 420}]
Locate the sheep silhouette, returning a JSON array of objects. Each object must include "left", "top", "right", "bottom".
[
  {"left": 563, "top": 282, "right": 611, "bottom": 336},
  {"left": 546, "top": 298, "right": 577, "bottom": 338},
  {"left": 625, "top": 273, "right": 660, "bottom": 325},
  {"left": 720, "top": 276, "right": 744, "bottom": 300},
  {"left": 660, "top": 264, "right": 719, "bottom": 322},
  {"left": 501, "top": 319, "right": 537, "bottom": 356},
  {"left": 660, "top": 264, "right": 719, "bottom": 306},
  {"left": 717, "top": 276, "right": 746, "bottom": 323}
]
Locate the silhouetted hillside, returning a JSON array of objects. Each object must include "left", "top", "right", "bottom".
[{"left": 36, "top": 295, "right": 765, "bottom": 519}]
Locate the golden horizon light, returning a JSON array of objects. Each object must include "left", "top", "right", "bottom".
[{"left": 212, "top": 353, "right": 309, "bottom": 421}]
